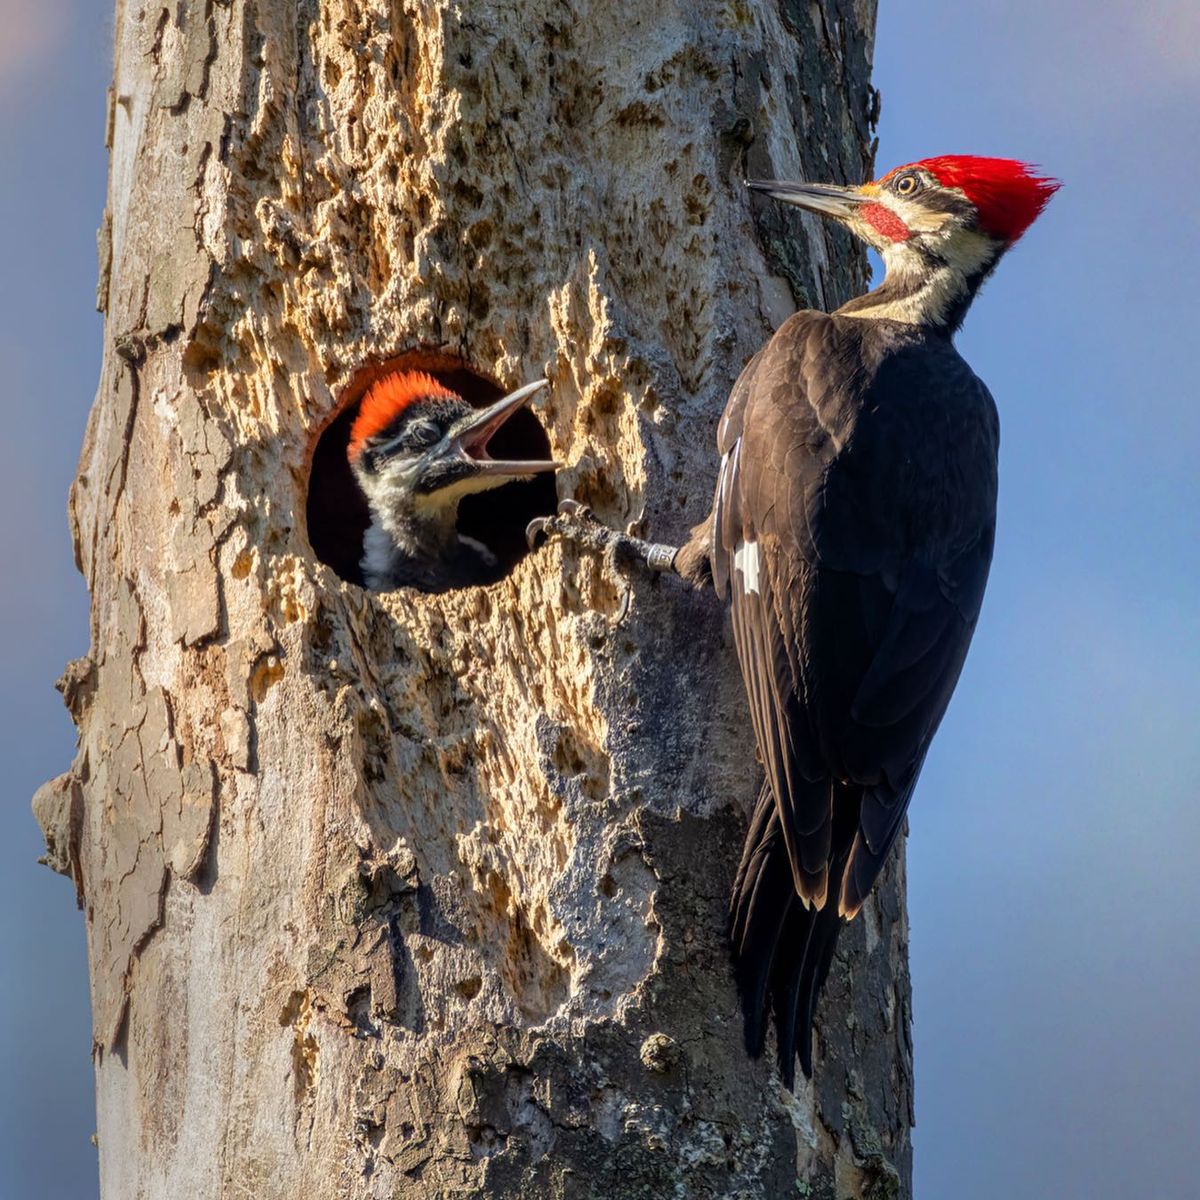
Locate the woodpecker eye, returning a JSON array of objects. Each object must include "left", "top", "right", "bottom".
[
  {"left": 406, "top": 419, "right": 442, "bottom": 449},
  {"left": 893, "top": 172, "right": 921, "bottom": 197}
]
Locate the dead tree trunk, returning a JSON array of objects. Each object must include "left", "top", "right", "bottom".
[{"left": 35, "top": 1, "right": 911, "bottom": 1196}]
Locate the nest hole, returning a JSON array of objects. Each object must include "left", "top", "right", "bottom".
[{"left": 305, "top": 351, "right": 558, "bottom": 589}]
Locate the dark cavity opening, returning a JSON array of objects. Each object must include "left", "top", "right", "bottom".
[{"left": 305, "top": 351, "right": 558, "bottom": 590}]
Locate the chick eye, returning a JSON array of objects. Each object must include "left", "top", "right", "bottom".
[
  {"left": 893, "top": 172, "right": 921, "bottom": 196},
  {"left": 407, "top": 419, "right": 441, "bottom": 448}
]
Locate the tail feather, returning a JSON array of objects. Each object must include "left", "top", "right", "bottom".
[
  {"left": 764, "top": 883, "right": 844, "bottom": 1085},
  {"left": 768, "top": 899, "right": 813, "bottom": 1087},
  {"left": 729, "top": 786, "right": 794, "bottom": 1056},
  {"left": 729, "top": 782, "right": 779, "bottom": 950},
  {"left": 793, "top": 900, "right": 843, "bottom": 1080},
  {"left": 729, "top": 785, "right": 847, "bottom": 1084}
]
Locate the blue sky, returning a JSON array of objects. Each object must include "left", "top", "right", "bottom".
[
  {"left": 1, "top": 3, "right": 1196, "bottom": 1197},
  {"left": 872, "top": 2, "right": 1200, "bottom": 1195}
]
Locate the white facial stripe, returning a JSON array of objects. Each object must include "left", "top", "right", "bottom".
[
  {"left": 855, "top": 257, "right": 961, "bottom": 325},
  {"left": 352, "top": 455, "right": 515, "bottom": 539},
  {"left": 733, "top": 539, "right": 761, "bottom": 594},
  {"left": 885, "top": 193, "right": 955, "bottom": 235},
  {"left": 413, "top": 472, "right": 512, "bottom": 508},
  {"left": 842, "top": 225, "right": 999, "bottom": 326},
  {"left": 934, "top": 226, "right": 996, "bottom": 275}
]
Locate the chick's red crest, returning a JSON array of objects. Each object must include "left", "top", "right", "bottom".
[
  {"left": 348, "top": 371, "right": 459, "bottom": 462},
  {"left": 881, "top": 155, "right": 1060, "bottom": 243}
]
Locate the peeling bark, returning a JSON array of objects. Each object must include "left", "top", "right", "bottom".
[{"left": 38, "top": 2, "right": 912, "bottom": 1196}]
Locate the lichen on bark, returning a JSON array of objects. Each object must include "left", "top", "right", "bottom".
[{"left": 36, "top": 2, "right": 911, "bottom": 1197}]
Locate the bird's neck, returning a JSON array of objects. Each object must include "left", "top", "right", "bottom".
[
  {"left": 362, "top": 501, "right": 496, "bottom": 591},
  {"left": 382, "top": 501, "right": 460, "bottom": 559},
  {"left": 365, "top": 503, "right": 454, "bottom": 588},
  {"left": 837, "top": 238, "right": 1001, "bottom": 333}
]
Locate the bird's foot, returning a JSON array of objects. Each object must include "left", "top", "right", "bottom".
[
  {"left": 526, "top": 500, "right": 679, "bottom": 622},
  {"left": 527, "top": 500, "right": 676, "bottom": 571}
]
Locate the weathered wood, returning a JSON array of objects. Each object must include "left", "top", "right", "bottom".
[{"left": 36, "top": 1, "right": 911, "bottom": 1196}]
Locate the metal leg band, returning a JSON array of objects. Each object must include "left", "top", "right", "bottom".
[{"left": 645, "top": 544, "right": 678, "bottom": 572}]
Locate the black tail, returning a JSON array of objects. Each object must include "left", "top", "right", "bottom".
[{"left": 729, "top": 784, "right": 846, "bottom": 1086}]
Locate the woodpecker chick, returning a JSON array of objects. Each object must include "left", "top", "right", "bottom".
[
  {"left": 530, "top": 155, "right": 1059, "bottom": 1084},
  {"left": 349, "top": 371, "right": 557, "bottom": 592}
]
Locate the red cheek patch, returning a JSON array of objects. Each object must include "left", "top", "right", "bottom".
[{"left": 861, "top": 202, "right": 911, "bottom": 242}]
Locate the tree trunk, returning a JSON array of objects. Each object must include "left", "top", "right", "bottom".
[{"left": 35, "top": 1, "right": 911, "bottom": 1196}]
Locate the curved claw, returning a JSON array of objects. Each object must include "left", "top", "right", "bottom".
[
  {"left": 612, "top": 585, "right": 633, "bottom": 627},
  {"left": 558, "top": 498, "right": 591, "bottom": 519},
  {"left": 526, "top": 516, "right": 551, "bottom": 551}
]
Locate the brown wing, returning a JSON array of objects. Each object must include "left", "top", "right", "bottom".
[{"left": 714, "top": 330, "right": 834, "bottom": 904}]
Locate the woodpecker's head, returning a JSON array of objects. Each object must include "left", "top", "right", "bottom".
[
  {"left": 348, "top": 371, "right": 557, "bottom": 523},
  {"left": 748, "top": 156, "right": 1060, "bottom": 329}
]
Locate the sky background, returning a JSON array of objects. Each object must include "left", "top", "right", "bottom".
[{"left": 1, "top": 2, "right": 1196, "bottom": 1197}]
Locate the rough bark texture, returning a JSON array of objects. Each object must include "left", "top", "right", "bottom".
[{"left": 35, "top": 1, "right": 913, "bottom": 1196}]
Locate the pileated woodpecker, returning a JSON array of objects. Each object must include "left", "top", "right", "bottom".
[
  {"left": 529, "top": 156, "right": 1059, "bottom": 1083},
  {"left": 348, "top": 371, "right": 558, "bottom": 592}
]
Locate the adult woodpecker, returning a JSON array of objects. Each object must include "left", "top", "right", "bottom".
[
  {"left": 529, "top": 156, "right": 1059, "bottom": 1083},
  {"left": 348, "top": 371, "right": 558, "bottom": 592}
]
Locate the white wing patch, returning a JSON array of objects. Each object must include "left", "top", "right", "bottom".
[{"left": 733, "top": 539, "right": 761, "bottom": 595}]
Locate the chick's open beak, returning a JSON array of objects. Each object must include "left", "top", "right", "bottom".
[
  {"left": 447, "top": 378, "right": 560, "bottom": 477},
  {"left": 745, "top": 178, "right": 868, "bottom": 222}
]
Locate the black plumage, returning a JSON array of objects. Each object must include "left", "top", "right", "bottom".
[{"left": 710, "top": 312, "right": 998, "bottom": 1080}]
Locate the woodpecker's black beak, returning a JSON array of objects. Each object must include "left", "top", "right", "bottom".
[
  {"left": 745, "top": 179, "right": 868, "bottom": 222},
  {"left": 446, "top": 378, "right": 560, "bottom": 478}
]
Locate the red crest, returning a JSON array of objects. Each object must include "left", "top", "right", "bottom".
[
  {"left": 880, "top": 156, "right": 1060, "bottom": 242},
  {"left": 348, "top": 371, "right": 458, "bottom": 462}
]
